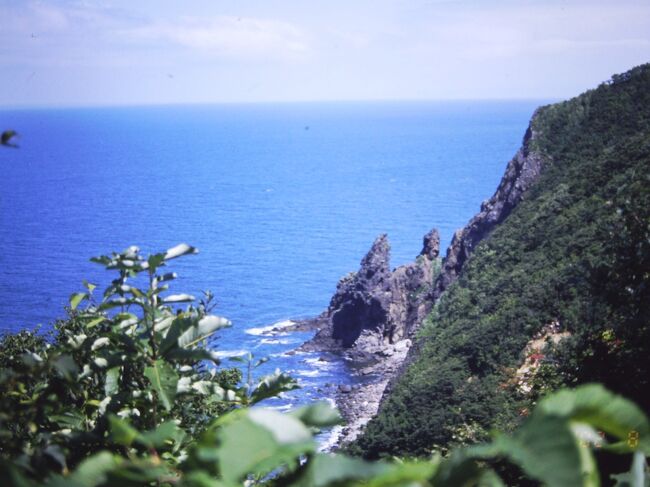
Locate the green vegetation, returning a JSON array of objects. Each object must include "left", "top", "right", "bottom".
[
  {"left": 1, "top": 245, "right": 649, "bottom": 485},
  {"left": 2, "top": 63, "right": 649, "bottom": 485},
  {"left": 354, "top": 63, "right": 650, "bottom": 480}
]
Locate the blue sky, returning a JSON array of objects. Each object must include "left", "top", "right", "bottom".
[{"left": 1, "top": 0, "right": 649, "bottom": 106}]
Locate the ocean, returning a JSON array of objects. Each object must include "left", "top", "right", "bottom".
[{"left": 0, "top": 100, "right": 543, "bottom": 438}]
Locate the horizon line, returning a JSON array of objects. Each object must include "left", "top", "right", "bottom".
[{"left": 1, "top": 97, "right": 560, "bottom": 111}]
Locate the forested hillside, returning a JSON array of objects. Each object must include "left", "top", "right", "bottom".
[
  {"left": 354, "top": 64, "right": 650, "bottom": 465},
  {"left": 1, "top": 64, "right": 649, "bottom": 486}
]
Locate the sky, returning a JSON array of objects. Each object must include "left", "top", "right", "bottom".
[{"left": 1, "top": 0, "right": 649, "bottom": 107}]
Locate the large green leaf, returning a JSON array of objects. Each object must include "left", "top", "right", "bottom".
[
  {"left": 137, "top": 421, "right": 183, "bottom": 449},
  {"left": 430, "top": 450, "right": 502, "bottom": 487},
  {"left": 109, "top": 416, "right": 182, "bottom": 450},
  {"left": 289, "top": 402, "right": 343, "bottom": 428},
  {"left": 144, "top": 360, "right": 178, "bottom": 411},
  {"left": 52, "top": 354, "right": 79, "bottom": 380},
  {"left": 69, "top": 451, "right": 120, "bottom": 487},
  {"left": 362, "top": 460, "right": 443, "bottom": 487},
  {"left": 50, "top": 411, "right": 85, "bottom": 430},
  {"left": 288, "top": 454, "right": 393, "bottom": 487},
  {"left": 69, "top": 292, "right": 87, "bottom": 310},
  {"left": 159, "top": 316, "right": 194, "bottom": 356},
  {"left": 146, "top": 253, "right": 166, "bottom": 273},
  {"left": 43, "top": 452, "right": 119, "bottom": 487},
  {"left": 250, "top": 369, "right": 299, "bottom": 405},
  {"left": 537, "top": 384, "right": 650, "bottom": 454},
  {"left": 214, "top": 408, "right": 314, "bottom": 483},
  {"left": 109, "top": 416, "right": 139, "bottom": 447},
  {"left": 177, "top": 315, "right": 231, "bottom": 349},
  {"left": 105, "top": 367, "right": 120, "bottom": 396},
  {"left": 476, "top": 415, "right": 594, "bottom": 487},
  {"left": 85, "top": 316, "right": 106, "bottom": 329}
]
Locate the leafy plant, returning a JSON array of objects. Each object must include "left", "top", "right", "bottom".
[
  {"left": 0, "top": 243, "right": 297, "bottom": 482},
  {"left": 1, "top": 246, "right": 649, "bottom": 485}
]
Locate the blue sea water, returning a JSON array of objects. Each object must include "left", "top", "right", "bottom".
[{"left": 0, "top": 100, "right": 543, "bottom": 434}]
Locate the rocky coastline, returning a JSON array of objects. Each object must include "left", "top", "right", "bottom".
[
  {"left": 267, "top": 111, "right": 547, "bottom": 448},
  {"left": 296, "top": 229, "right": 441, "bottom": 444}
]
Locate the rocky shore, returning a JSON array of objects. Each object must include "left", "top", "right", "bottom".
[
  {"left": 275, "top": 112, "right": 547, "bottom": 448},
  {"left": 331, "top": 338, "right": 412, "bottom": 445},
  {"left": 292, "top": 229, "right": 441, "bottom": 445}
]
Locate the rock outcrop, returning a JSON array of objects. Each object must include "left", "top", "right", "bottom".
[
  {"left": 431, "top": 116, "right": 546, "bottom": 300},
  {"left": 305, "top": 229, "right": 440, "bottom": 352},
  {"left": 301, "top": 111, "right": 548, "bottom": 448},
  {"left": 330, "top": 234, "right": 392, "bottom": 347},
  {"left": 389, "top": 228, "right": 441, "bottom": 337},
  {"left": 308, "top": 113, "right": 545, "bottom": 354},
  {"left": 383, "top": 113, "right": 548, "bottom": 396}
]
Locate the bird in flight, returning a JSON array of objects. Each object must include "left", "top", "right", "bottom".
[{"left": 1, "top": 130, "right": 19, "bottom": 148}]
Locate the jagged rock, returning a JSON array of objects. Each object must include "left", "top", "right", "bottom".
[
  {"left": 310, "top": 110, "right": 549, "bottom": 449},
  {"left": 431, "top": 119, "right": 545, "bottom": 300},
  {"left": 394, "top": 339, "right": 411, "bottom": 352},
  {"left": 310, "top": 229, "right": 441, "bottom": 350},
  {"left": 330, "top": 235, "right": 392, "bottom": 347},
  {"left": 380, "top": 348, "right": 394, "bottom": 357},
  {"left": 386, "top": 229, "right": 440, "bottom": 340},
  {"left": 420, "top": 228, "right": 440, "bottom": 260},
  {"left": 303, "top": 116, "right": 543, "bottom": 356}
]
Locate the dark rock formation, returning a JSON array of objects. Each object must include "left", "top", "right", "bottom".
[
  {"left": 385, "top": 229, "right": 440, "bottom": 342},
  {"left": 330, "top": 235, "right": 392, "bottom": 347},
  {"left": 298, "top": 111, "right": 547, "bottom": 448},
  {"left": 307, "top": 113, "right": 545, "bottom": 356},
  {"left": 431, "top": 117, "right": 545, "bottom": 300},
  {"left": 305, "top": 229, "right": 440, "bottom": 351}
]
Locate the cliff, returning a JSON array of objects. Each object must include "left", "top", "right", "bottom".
[
  {"left": 431, "top": 118, "right": 545, "bottom": 300},
  {"left": 303, "top": 229, "right": 440, "bottom": 354},
  {"left": 306, "top": 111, "right": 546, "bottom": 357},
  {"left": 353, "top": 63, "right": 650, "bottom": 460},
  {"left": 301, "top": 107, "right": 549, "bottom": 446}
]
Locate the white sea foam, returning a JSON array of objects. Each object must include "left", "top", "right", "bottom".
[
  {"left": 319, "top": 424, "right": 344, "bottom": 452},
  {"left": 212, "top": 349, "right": 248, "bottom": 358},
  {"left": 304, "top": 357, "right": 335, "bottom": 369},
  {"left": 245, "top": 320, "right": 295, "bottom": 336},
  {"left": 259, "top": 337, "right": 298, "bottom": 346},
  {"left": 317, "top": 397, "right": 343, "bottom": 451},
  {"left": 266, "top": 403, "right": 293, "bottom": 411},
  {"left": 270, "top": 349, "right": 308, "bottom": 358},
  {"left": 295, "top": 369, "right": 322, "bottom": 378}
]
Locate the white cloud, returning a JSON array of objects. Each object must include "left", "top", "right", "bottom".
[
  {"left": 126, "top": 16, "right": 310, "bottom": 61},
  {"left": 1, "top": 0, "right": 649, "bottom": 105},
  {"left": 534, "top": 38, "right": 650, "bottom": 52},
  {"left": 28, "top": 3, "right": 70, "bottom": 30},
  {"left": 404, "top": 1, "right": 650, "bottom": 63}
]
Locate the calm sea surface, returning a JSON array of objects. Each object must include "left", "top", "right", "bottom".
[{"left": 0, "top": 101, "right": 543, "bottom": 431}]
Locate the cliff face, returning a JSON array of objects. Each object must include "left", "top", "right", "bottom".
[
  {"left": 311, "top": 111, "right": 545, "bottom": 354},
  {"left": 307, "top": 229, "right": 440, "bottom": 351},
  {"left": 354, "top": 64, "right": 650, "bottom": 459},
  {"left": 330, "top": 235, "right": 392, "bottom": 347},
  {"left": 304, "top": 109, "right": 549, "bottom": 447},
  {"left": 431, "top": 116, "right": 545, "bottom": 300}
]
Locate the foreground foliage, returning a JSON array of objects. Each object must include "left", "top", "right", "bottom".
[
  {"left": 1, "top": 246, "right": 649, "bottom": 486},
  {"left": 355, "top": 63, "right": 650, "bottom": 480},
  {"left": 0, "top": 244, "right": 290, "bottom": 484}
]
